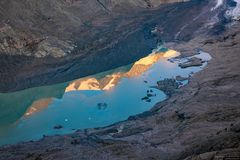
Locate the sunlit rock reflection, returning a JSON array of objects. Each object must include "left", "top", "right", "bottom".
[
  {"left": 0, "top": 50, "right": 179, "bottom": 126},
  {"left": 65, "top": 50, "right": 179, "bottom": 92},
  {"left": 0, "top": 48, "right": 211, "bottom": 145},
  {"left": 0, "top": 83, "right": 67, "bottom": 128},
  {"left": 25, "top": 98, "right": 53, "bottom": 116},
  {"left": 24, "top": 50, "right": 179, "bottom": 117}
]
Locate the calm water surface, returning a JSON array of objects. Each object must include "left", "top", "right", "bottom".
[{"left": 0, "top": 49, "right": 211, "bottom": 145}]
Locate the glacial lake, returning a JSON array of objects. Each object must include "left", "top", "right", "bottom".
[{"left": 0, "top": 49, "right": 211, "bottom": 145}]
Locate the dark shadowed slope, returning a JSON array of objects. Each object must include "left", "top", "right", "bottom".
[{"left": 0, "top": 0, "right": 218, "bottom": 92}]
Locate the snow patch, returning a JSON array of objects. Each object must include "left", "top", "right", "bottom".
[
  {"left": 232, "top": 0, "right": 240, "bottom": 20},
  {"left": 226, "top": 0, "right": 240, "bottom": 20},
  {"left": 212, "top": 0, "right": 224, "bottom": 10}
]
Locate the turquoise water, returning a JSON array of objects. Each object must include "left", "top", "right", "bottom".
[{"left": 0, "top": 50, "right": 211, "bottom": 145}]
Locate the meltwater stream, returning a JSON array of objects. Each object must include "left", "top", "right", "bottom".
[{"left": 0, "top": 49, "right": 211, "bottom": 145}]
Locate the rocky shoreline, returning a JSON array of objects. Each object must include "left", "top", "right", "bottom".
[{"left": 0, "top": 0, "right": 240, "bottom": 160}]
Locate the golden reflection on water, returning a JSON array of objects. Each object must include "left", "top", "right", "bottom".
[
  {"left": 25, "top": 98, "right": 53, "bottom": 116},
  {"left": 25, "top": 50, "right": 179, "bottom": 117},
  {"left": 65, "top": 50, "right": 178, "bottom": 92}
]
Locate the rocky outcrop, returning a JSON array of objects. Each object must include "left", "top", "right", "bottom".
[
  {"left": 179, "top": 57, "right": 204, "bottom": 68},
  {"left": 156, "top": 78, "right": 179, "bottom": 95}
]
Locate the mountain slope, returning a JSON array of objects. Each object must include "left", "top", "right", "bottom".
[{"left": 0, "top": 0, "right": 219, "bottom": 92}]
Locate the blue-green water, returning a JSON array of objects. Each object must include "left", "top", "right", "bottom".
[{"left": 0, "top": 50, "right": 211, "bottom": 146}]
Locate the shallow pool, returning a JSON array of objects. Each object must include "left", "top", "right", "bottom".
[{"left": 0, "top": 49, "right": 211, "bottom": 145}]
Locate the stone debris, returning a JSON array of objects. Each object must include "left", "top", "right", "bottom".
[{"left": 179, "top": 57, "right": 204, "bottom": 68}]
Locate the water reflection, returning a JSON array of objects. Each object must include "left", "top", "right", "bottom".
[
  {"left": 22, "top": 50, "right": 178, "bottom": 118},
  {"left": 0, "top": 83, "right": 68, "bottom": 128},
  {"left": 66, "top": 50, "right": 178, "bottom": 92},
  {"left": 25, "top": 98, "right": 53, "bottom": 117},
  {"left": 0, "top": 49, "right": 209, "bottom": 145},
  {"left": 1, "top": 50, "right": 174, "bottom": 127}
]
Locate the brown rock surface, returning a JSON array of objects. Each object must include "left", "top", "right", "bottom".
[
  {"left": 179, "top": 57, "right": 204, "bottom": 68},
  {"left": 0, "top": 0, "right": 187, "bottom": 58}
]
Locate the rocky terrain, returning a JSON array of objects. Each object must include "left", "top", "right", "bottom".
[
  {"left": 1, "top": 22, "right": 239, "bottom": 160},
  {"left": 0, "top": 0, "right": 240, "bottom": 160},
  {"left": 0, "top": 0, "right": 217, "bottom": 92}
]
